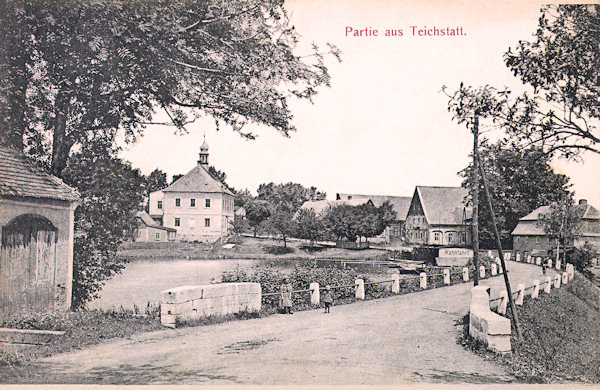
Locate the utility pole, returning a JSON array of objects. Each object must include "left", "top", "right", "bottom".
[
  {"left": 472, "top": 115, "right": 480, "bottom": 286},
  {"left": 476, "top": 148, "right": 523, "bottom": 340}
]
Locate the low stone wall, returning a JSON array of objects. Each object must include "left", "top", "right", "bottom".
[
  {"left": 160, "top": 282, "right": 261, "bottom": 328},
  {"left": 469, "top": 286, "right": 512, "bottom": 353}
]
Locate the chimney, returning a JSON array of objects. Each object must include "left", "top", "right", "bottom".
[{"left": 579, "top": 199, "right": 587, "bottom": 206}]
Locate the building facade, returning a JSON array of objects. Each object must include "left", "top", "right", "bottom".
[
  {"left": 512, "top": 199, "right": 600, "bottom": 257},
  {"left": 149, "top": 139, "right": 234, "bottom": 243},
  {"left": 335, "top": 193, "right": 412, "bottom": 243},
  {"left": 0, "top": 146, "right": 79, "bottom": 317},
  {"left": 405, "top": 186, "right": 471, "bottom": 246},
  {"left": 135, "top": 211, "right": 176, "bottom": 242}
]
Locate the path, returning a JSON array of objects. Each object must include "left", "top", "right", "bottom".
[{"left": 1, "top": 261, "right": 554, "bottom": 385}]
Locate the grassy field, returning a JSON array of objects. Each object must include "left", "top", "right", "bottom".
[
  {"left": 460, "top": 273, "right": 600, "bottom": 383},
  {"left": 118, "top": 235, "right": 390, "bottom": 261}
]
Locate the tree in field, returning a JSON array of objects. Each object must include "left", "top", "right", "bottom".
[
  {"left": 294, "top": 208, "right": 324, "bottom": 247},
  {"left": 537, "top": 197, "right": 582, "bottom": 264},
  {"left": 257, "top": 182, "right": 327, "bottom": 245},
  {"left": 444, "top": 5, "right": 599, "bottom": 159},
  {"left": 569, "top": 242, "right": 598, "bottom": 278},
  {"left": 229, "top": 214, "right": 249, "bottom": 242},
  {"left": 460, "top": 139, "right": 571, "bottom": 248},
  {"left": 146, "top": 169, "right": 168, "bottom": 194},
  {"left": 0, "top": 0, "right": 341, "bottom": 176},
  {"left": 245, "top": 199, "right": 272, "bottom": 238},
  {"left": 61, "top": 142, "right": 146, "bottom": 308}
]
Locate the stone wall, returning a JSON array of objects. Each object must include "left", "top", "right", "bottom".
[
  {"left": 160, "top": 282, "right": 261, "bottom": 327},
  {"left": 469, "top": 286, "right": 511, "bottom": 353}
]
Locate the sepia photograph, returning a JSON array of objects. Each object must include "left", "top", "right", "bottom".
[{"left": 0, "top": 0, "right": 599, "bottom": 387}]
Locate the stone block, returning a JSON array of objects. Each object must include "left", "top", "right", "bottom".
[
  {"left": 462, "top": 267, "right": 469, "bottom": 282},
  {"left": 498, "top": 290, "right": 508, "bottom": 315},
  {"left": 556, "top": 260, "right": 561, "bottom": 270},
  {"left": 491, "top": 263, "right": 497, "bottom": 276},
  {"left": 544, "top": 276, "right": 552, "bottom": 294},
  {"left": 515, "top": 283, "right": 525, "bottom": 305},
  {"left": 562, "top": 272, "right": 568, "bottom": 285},
  {"left": 469, "top": 286, "right": 511, "bottom": 353},
  {"left": 310, "top": 282, "right": 320, "bottom": 305},
  {"left": 532, "top": 280, "right": 539, "bottom": 299},
  {"left": 355, "top": 279, "right": 365, "bottom": 300},
  {"left": 479, "top": 265, "right": 486, "bottom": 279},
  {"left": 392, "top": 272, "right": 400, "bottom": 293},
  {"left": 420, "top": 272, "right": 427, "bottom": 289},
  {"left": 554, "top": 274, "right": 561, "bottom": 288},
  {"left": 443, "top": 269, "right": 450, "bottom": 285}
]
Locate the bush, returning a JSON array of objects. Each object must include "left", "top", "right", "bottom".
[{"left": 262, "top": 245, "right": 295, "bottom": 255}]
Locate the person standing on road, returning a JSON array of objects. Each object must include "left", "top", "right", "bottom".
[
  {"left": 322, "top": 285, "right": 333, "bottom": 313},
  {"left": 541, "top": 261, "right": 547, "bottom": 276},
  {"left": 280, "top": 278, "right": 293, "bottom": 314}
]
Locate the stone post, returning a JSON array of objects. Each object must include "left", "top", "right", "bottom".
[
  {"left": 527, "top": 255, "right": 532, "bottom": 263},
  {"left": 532, "top": 280, "right": 539, "bottom": 299},
  {"left": 554, "top": 274, "right": 561, "bottom": 288},
  {"left": 491, "top": 263, "right": 497, "bottom": 276},
  {"left": 310, "top": 282, "right": 320, "bottom": 306},
  {"left": 498, "top": 290, "right": 508, "bottom": 315},
  {"left": 462, "top": 267, "right": 469, "bottom": 282},
  {"left": 443, "top": 269, "right": 450, "bottom": 285},
  {"left": 556, "top": 259, "right": 561, "bottom": 270},
  {"left": 420, "top": 272, "right": 427, "bottom": 289},
  {"left": 515, "top": 284, "right": 525, "bottom": 305},
  {"left": 544, "top": 276, "right": 552, "bottom": 294},
  {"left": 562, "top": 272, "right": 568, "bottom": 285},
  {"left": 391, "top": 272, "right": 400, "bottom": 293},
  {"left": 479, "top": 265, "right": 486, "bottom": 279},
  {"left": 547, "top": 258, "right": 552, "bottom": 268},
  {"left": 516, "top": 253, "right": 521, "bottom": 262},
  {"left": 566, "top": 263, "right": 574, "bottom": 281},
  {"left": 355, "top": 279, "right": 365, "bottom": 300}
]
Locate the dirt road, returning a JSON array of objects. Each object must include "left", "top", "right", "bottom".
[{"left": 1, "top": 261, "right": 553, "bottom": 385}]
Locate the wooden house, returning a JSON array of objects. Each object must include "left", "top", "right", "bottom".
[
  {"left": 405, "top": 186, "right": 471, "bottom": 246},
  {"left": 135, "top": 211, "right": 176, "bottom": 242},
  {"left": 0, "top": 146, "right": 79, "bottom": 317}
]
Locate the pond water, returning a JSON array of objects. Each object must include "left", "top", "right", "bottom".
[{"left": 88, "top": 259, "right": 261, "bottom": 311}]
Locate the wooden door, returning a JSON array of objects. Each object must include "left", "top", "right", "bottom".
[{"left": 1, "top": 214, "right": 57, "bottom": 317}]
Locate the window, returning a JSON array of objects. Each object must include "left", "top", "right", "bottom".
[
  {"left": 190, "top": 198, "right": 196, "bottom": 207},
  {"left": 155, "top": 232, "right": 160, "bottom": 241},
  {"left": 157, "top": 200, "right": 162, "bottom": 209},
  {"left": 175, "top": 198, "right": 181, "bottom": 207},
  {"left": 205, "top": 198, "right": 211, "bottom": 208},
  {"left": 204, "top": 218, "right": 210, "bottom": 227},
  {"left": 174, "top": 218, "right": 180, "bottom": 227},
  {"left": 434, "top": 231, "right": 441, "bottom": 241},
  {"left": 535, "top": 236, "right": 540, "bottom": 243}
]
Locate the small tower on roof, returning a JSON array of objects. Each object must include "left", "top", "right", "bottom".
[{"left": 198, "top": 134, "right": 209, "bottom": 165}]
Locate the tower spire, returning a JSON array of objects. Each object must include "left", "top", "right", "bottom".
[{"left": 198, "top": 133, "right": 209, "bottom": 165}]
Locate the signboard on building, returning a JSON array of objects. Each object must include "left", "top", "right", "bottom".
[{"left": 436, "top": 248, "right": 473, "bottom": 267}]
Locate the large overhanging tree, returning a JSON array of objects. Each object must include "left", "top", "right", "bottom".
[
  {"left": 444, "top": 5, "right": 599, "bottom": 159},
  {"left": 0, "top": 0, "right": 341, "bottom": 176}
]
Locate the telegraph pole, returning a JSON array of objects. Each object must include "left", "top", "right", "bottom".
[
  {"left": 472, "top": 115, "right": 480, "bottom": 286},
  {"left": 476, "top": 148, "right": 523, "bottom": 340}
]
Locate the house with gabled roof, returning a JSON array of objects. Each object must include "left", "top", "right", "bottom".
[
  {"left": 405, "top": 186, "right": 472, "bottom": 246},
  {"left": 135, "top": 211, "right": 176, "bottom": 242},
  {"left": 0, "top": 145, "right": 79, "bottom": 317},
  {"left": 336, "top": 193, "right": 412, "bottom": 242},
  {"left": 148, "top": 138, "right": 234, "bottom": 242},
  {"left": 511, "top": 199, "right": 600, "bottom": 257}
]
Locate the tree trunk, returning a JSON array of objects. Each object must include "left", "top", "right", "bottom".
[
  {"left": 253, "top": 226, "right": 257, "bottom": 238},
  {"left": 50, "top": 102, "right": 73, "bottom": 178}
]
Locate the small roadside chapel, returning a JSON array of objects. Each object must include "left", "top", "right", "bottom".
[{"left": 0, "top": 146, "right": 79, "bottom": 318}]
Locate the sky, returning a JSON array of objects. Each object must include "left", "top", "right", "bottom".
[{"left": 120, "top": 0, "right": 599, "bottom": 207}]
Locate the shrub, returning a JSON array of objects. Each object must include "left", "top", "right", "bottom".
[{"left": 262, "top": 245, "right": 295, "bottom": 255}]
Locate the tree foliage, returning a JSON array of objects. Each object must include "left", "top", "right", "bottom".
[
  {"left": 294, "top": 208, "right": 324, "bottom": 247},
  {"left": 0, "top": 0, "right": 341, "bottom": 176},
  {"left": 537, "top": 197, "right": 582, "bottom": 262},
  {"left": 444, "top": 5, "right": 599, "bottom": 159},
  {"left": 245, "top": 199, "right": 272, "bottom": 237},
  {"left": 146, "top": 168, "right": 168, "bottom": 194},
  {"left": 460, "top": 139, "right": 571, "bottom": 247},
  {"left": 322, "top": 201, "right": 395, "bottom": 242},
  {"left": 61, "top": 143, "right": 146, "bottom": 309}
]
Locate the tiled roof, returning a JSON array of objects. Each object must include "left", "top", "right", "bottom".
[
  {"left": 162, "top": 163, "right": 234, "bottom": 195},
  {"left": 0, "top": 146, "right": 79, "bottom": 202},
  {"left": 416, "top": 186, "right": 470, "bottom": 225},
  {"left": 512, "top": 202, "right": 600, "bottom": 236},
  {"left": 336, "top": 193, "right": 412, "bottom": 221},
  {"left": 299, "top": 198, "right": 371, "bottom": 215},
  {"left": 136, "top": 211, "right": 176, "bottom": 232}
]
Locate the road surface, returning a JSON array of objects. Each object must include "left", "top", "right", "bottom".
[{"left": 1, "top": 261, "right": 554, "bottom": 385}]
